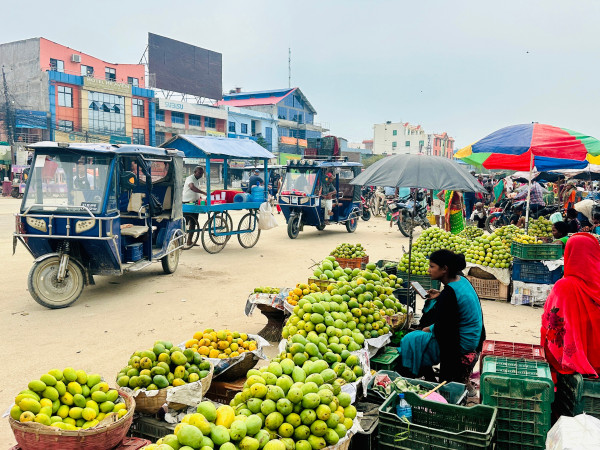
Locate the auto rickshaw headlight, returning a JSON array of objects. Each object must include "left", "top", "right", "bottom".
[
  {"left": 75, "top": 219, "right": 96, "bottom": 233},
  {"left": 26, "top": 217, "right": 47, "bottom": 232}
]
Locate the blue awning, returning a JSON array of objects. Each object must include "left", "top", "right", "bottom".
[{"left": 162, "top": 135, "right": 275, "bottom": 159}]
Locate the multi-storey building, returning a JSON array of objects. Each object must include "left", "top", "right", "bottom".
[
  {"left": 429, "top": 132, "right": 455, "bottom": 158},
  {"left": 0, "top": 37, "right": 155, "bottom": 148},
  {"left": 222, "top": 105, "right": 278, "bottom": 153},
  {"left": 372, "top": 121, "right": 427, "bottom": 155}
]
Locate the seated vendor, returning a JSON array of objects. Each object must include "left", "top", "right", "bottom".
[
  {"left": 399, "top": 250, "right": 486, "bottom": 383},
  {"left": 320, "top": 172, "right": 337, "bottom": 225},
  {"left": 551, "top": 220, "right": 569, "bottom": 248}
]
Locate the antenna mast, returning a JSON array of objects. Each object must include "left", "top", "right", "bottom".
[{"left": 288, "top": 48, "right": 291, "bottom": 88}]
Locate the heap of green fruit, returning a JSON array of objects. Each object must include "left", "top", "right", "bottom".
[
  {"left": 494, "top": 224, "right": 524, "bottom": 244},
  {"left": 527, "top": 217, "right": 553, "bottom": 239},
  {"left": 513, "top": 234, "right": 544, "bottom": 245},
  {"left": 459, "top": 226, "right": 485, "bottom": 239},
  {"left": 311, "top": 257, "right": 356, "bottom": 283},
  {"left": 330, "top": 243, "right": 366, "bottom": 259},
  {"left": 10, "top": 368, "right": 128, "bottom": 431},
  {"left": 397, "top": 252, "right": 429, "bottom": 275},
  {"left": 116, "top": 340, "right": 211, "bottom": 391},
  {"left": 254, "top": 287, "right": 281, "bottom": 294},
  {"left": 143, "top": 362, "right": 357, "bottom": 450},
  {"left": 464, "top": 234, "right": 512, "bottom": 268},
  {"left": 275, "top": 333, "right": 365, "bottom": 384},
  {"left": 410, "top": 227, "right": 468, "bottom": 257}
]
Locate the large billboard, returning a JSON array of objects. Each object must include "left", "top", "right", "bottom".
[{"left": 148, "top": 33, "right": 222, "bottom": 100}]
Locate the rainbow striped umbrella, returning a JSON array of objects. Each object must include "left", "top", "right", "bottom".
[{"left": 455, "top": 123, "right": 600, "bottom": 171}]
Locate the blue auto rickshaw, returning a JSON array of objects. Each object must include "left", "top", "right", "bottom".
[{"left": 13, "top": 142, "right": 185, "bottom": 309}]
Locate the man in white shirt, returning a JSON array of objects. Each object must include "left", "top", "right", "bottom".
[{"left": 182, "top": 166, "right": 206, "bottom": 204}]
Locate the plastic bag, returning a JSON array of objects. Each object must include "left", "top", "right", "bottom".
[
  {"left": 546, "top": 414, "right": 600, "bottom": 449},
  {"left": 259, "top": 202, "right": 278, "bottom": 230}
]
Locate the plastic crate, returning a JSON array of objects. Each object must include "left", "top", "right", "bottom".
[
  {"left": 553, "top": 373, "right": 600, "bottom": 420},
  {"left": 379, "top": 391, "right": 497, "bottom": 449},
  {"left": 392, "top": 287, "right": 416, "bottom": 307},
  {"left": 479, "top": 340, "right": 545, "bottom": 376},
  {"left": 128, "top": 415, "right": 175, "bottom": 441},
  {"left": 467, "top": 276, "right": 510, "bottom": 301},
  {"left": 510, "top": 241, "right": 563, "bottom": 260},
  {"left": 371, "top": 347, "right": 400, "bottom": 372},
  {"left": 376, "top": 259, "right": 399, "bottom": 276},
  {"left": 366, "top": 370, "right": 468, "bottom": 406},
  {"left": 204, "top": 377, "right": 246, "bottom": 405},
  {"left": 10, "top": 437, "right": 153, "bottom": 450},
  {"left": 481, "top": 357, "right": 554, "bottom": 449},
  {"left": 349, "top": 402, "right": 380, "bottom": 450},
  {"left": 511, "top": 258, "right": 563, "bottom": 284},
  {"left": 335, "top": 256, "right": 366, "bottom": 269},
  {"left": 396, "top": 272, "right": 441, "bottom": 290}
]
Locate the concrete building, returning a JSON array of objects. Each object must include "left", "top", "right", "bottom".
[
  {"left": 372, "top": 121, "right": 427, "bottom": 155},
  {"left": 223, "top": 105, "right": 278, "bottom": 153},
  {"left": 154, "top": 98, "right": 227, "bottom": 146},
  {"left": 217, "top": 88, "right": 327, "bottom": 157},
  {"left": 0, "top": 37, "right": 155, "bottom": 148},
  {"left": 429, "top": 132, "right": 455, "bottom": 158}
]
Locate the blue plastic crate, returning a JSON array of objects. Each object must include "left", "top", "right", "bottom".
[
  {"left": 512, "top": 258, "right": 562, "bottom": 284},
  {"left": 125, "top": 243, "right": 144, "bottom": 262}
]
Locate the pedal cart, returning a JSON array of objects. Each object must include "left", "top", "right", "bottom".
[
  {"left": 278, "top": 159, "right": 363, "bottom": 238},
  {"left": 14, "top": 142, "right": 185, "bottom": 309}
]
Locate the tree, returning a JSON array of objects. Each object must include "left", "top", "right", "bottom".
[
  {"left": 361, "top": 154, "right": 386, "bottom": 168},
  {"left": 256, "top": 135, "right": 269, "bottom": 149}
]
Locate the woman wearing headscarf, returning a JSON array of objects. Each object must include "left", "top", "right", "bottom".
[
  {"left": 439, "top": 190, "right": 465, "bottom": 234},
  {"left": 541, "top": 233, "right": 600, "bottom": 377}
]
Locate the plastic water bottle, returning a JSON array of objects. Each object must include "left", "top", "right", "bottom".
[{"left": 396, "top": 393, "right": 412, "bottom": 422}]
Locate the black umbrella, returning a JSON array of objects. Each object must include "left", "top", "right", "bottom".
[
  {"left": 350, "top": 154, "right": 487, "bottom": 193},
  {"left": 351, "top": 155, "right": 486, "bottom": 314}
]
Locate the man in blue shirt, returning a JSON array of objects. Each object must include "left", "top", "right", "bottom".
[{"left": 248, "top": 169, "right": 264, "bottom": 190}]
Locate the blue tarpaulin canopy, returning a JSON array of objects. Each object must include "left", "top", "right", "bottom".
[{"left": 162, "top": 135, "right": 275, "bottom": 159}]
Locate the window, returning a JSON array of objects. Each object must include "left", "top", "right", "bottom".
[
  {"left": 80, "top": 65, "right": 94, "bottom": 77},
  {"left": 58, "top": 120, "right": 73, "bottom": 132},
  {"left": 57, "top": 86, "right": 73, "bottom": 108},
  {"left": 133, "top": 128, "right": 145, "bottom": 145},
  {"left": 189, "top": 115, "right": 201, "bottom": 127},
  {"left": 50, "top": 58, "right": 64, "bottom": 72},
  {"left": 171, "top": 112, "right": 184, "bottom": 124},
  {"left": 419, "top": 140, "right": 424, "bottom": 147},
  {"left": 156, "top": 109, "right": 165, "bottom": 122},
  {"left": 241, "top": 123, "right": 248, "bottom": 134},
  {"left": 228, "top": 121, "right": 236, "bottom": 133},
  {"left": 405, "top": 141, "right": 410, "bottom": 147},
  {"left": 205, "top": 117, "right": 216, "bottom": 128},
  {"left": 105, "top": 67, "right": 116, "bottom": 81},
  {"left": 87, "top": 91, "right": 125, "bottom": 136},
  {"left": 132, "top": 98, "right": 144, "bottom": 118},
  {"left": 127, "top": 77, "right": 139, "bottom": 87},
  {"left": 392, "top": 141, "right": 397, "bottom": 148},
  {"left": 155, "top": 132, "right": 166, "bottom": 146},
  {"left": 393, "top": 130, "right": 397, "bottom": 136},
  {"left": 277, "top": 107, "right": 287, "bottom": 120}
]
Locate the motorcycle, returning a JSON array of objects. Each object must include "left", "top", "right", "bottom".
[
  {"left": 485, "top": 199, "right": 560, "bottom": 233},
  {"left": 388, "top": 190, "right": 430, "bottom": 237},
  {"left": 360, "top": 187, "right": 375, "bottom": 221}
]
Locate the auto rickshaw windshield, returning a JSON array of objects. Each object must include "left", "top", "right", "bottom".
[
  {"left": 23, "top": 153, "right": 113, "bottom": 214},
  {"left": 281, "top": 168, "right": 318, "bottom": 195}
]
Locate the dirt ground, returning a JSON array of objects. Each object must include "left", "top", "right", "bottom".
[{"left": 0, "top": 197, "right": 544, "bottom": 447}]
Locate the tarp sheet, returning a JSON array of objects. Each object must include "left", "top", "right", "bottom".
[{"left": 164, "top": 135, "right": 275, "bottom": 159}]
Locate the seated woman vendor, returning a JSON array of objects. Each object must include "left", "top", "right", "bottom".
[{"left": 399, "top": 250, "right": 485, "bottom": 383}]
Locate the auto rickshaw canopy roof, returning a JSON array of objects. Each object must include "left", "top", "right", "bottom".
[{"left": 27, "top": 141, "right": 184, "bottom": 158}]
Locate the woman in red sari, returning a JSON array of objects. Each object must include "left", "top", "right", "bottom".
[{"left": 541, "top": 233, "right": 600, "bottom": 377}]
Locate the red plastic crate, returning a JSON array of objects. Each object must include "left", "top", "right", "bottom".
[
  {"left": 10, "top": 437, "right": 152, "bottom": 450},
  {"left": 479, "top": 340, "right": 545, "bottom": 375}
]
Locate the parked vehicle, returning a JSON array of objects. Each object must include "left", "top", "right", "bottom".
[
  {"left": 485, "top": 199, "right": 560, "bottom": 232},
  {"left": 14, "top": 142, "right": 185, "bottom": 309},
  {"left": 387, "top": 190, "right": 431, "bottom": 237},
  {"left": 278, "top": 159, "right": 362, "bottom": 239}
]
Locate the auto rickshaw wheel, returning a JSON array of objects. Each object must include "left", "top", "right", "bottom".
[
  {"left": 287, "top": 215, "right": 301, "bottom": 239},
  {"left": 183, "top": 215, "right": 200, "bottom": 250},
  {"left": 316, "top": 223, "right": 326, "bottom": 231},
  {"left": 161, "top": 232, "right": 182, "bottom": 274},
  {"left": 238, "top": 211, "right": 261, "bottom": 248},
  {"left": 346, "top": 217, "right": 358, "bottom": 233},
  {"left": 28, "top": 256, "right": 84, "bottom": 309},
  {"left": 201, "top": 215, "right": 229, "bottom": 254}
]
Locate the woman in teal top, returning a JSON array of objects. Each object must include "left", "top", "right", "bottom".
[
  {"left": 400, "top": 250, "right": 485, "bottom": 382},
  {"left": 552, "top": 221, "right": 569, "bottom": 248}
]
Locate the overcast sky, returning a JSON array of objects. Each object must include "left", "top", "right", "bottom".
[{"left": 2, "top": 0, "right": 599, "bottom": 148}]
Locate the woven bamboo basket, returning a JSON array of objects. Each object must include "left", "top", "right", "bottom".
[
  {"left": 9, "top": 390, "right": 135, "bottom": 450},
  {"left": 133, "top": 359, "right": 214, "bottom": 414}
]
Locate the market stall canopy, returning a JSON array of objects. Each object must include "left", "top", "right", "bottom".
[
  {"left": 455, "top": 123, "right": 600, "bottom": 171},
  {"left": 162, "top": 135, "right": 275, "bottom": 159},
  {"left": 350, "top": 154, "right": 487, "bottom": 193}
]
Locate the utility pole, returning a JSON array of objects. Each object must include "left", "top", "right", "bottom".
[
  {"left": 2, "top": 66, "right": 15, "bottom": 166},
  {"left": 288, "top": 48, "right": 291, "bottom": 89}
]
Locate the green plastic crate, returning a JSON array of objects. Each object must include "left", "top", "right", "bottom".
[
  {"left": 553, "top": 373, "right": 600, "bottom": 420},
  {"left": 481, "top": 357, "right": 554, "bottom": 449},
  {"left": 365, "top": 370, "right": 468, "bottom": 406},
  {"left": 396, "top": 272, "right": 441, "bottom": 290},
  {"left": 128, "top": 415, "right": 175, "bottom": 441},
  {"left": 379, "top": 391, "right": 497, "bottom": 449},
  {"left": 376, "top": 259, "right": 399, "bottom": 276},
  {"left": 510, "top": 241, "right": 563, "bottom": 260},
  {"left": 371, "top": 348, "right": 401, "bottom": 372}
]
